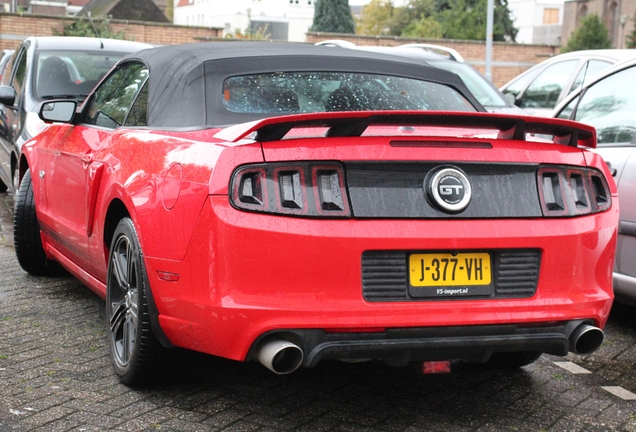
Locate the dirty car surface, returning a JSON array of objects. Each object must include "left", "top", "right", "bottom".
[{"left": 15, "top": 42, "right": 618, "bottom": 385}]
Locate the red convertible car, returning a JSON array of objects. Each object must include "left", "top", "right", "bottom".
[{"left": 14, "top": 42, "right": 617, "bottom": 385}]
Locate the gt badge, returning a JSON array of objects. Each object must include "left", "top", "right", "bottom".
[{"left": 426, "top": 166, "right": 471, "bottom": 213}]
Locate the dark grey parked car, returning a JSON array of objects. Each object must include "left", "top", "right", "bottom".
[
  {"left": 0, "top": 36, "right": 152, "bottom": 193},
  {"left": 553, "top": 57, "right": 636, "bottom": 305}
]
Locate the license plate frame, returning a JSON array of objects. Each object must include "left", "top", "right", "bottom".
[{"left": 408, "top": 251, "right": 493, "bottom": 298}]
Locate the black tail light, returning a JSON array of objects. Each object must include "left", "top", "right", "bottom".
[
  {"left": 537, "top": 166, "right": 611, "bottom": 217},
  {"left": 231, "top": 162, "right": 351, "bottom": 217},
  {"left": 237, "top": 167, "right": 266, "bottom": 207}
]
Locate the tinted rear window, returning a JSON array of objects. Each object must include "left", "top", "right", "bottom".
[{"left": 222, "top": 72, "right": 475, "bottom": 114}]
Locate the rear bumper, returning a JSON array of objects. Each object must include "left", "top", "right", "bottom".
[
  {"left": 250, "top": 320, "right": 593, "bottom": 367},
  {"left": 145, "top": 196, "right": 617, "bottom": 362}
]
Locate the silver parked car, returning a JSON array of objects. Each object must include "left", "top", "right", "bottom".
[
  {"left": 553, "top": 57, "right": 636, "bottom": 305},
  {"left": 316, "top": 40, "right": 524, "bottom": 114},
  {"left": 503, "top": 49, "right": 636, "bottom": 117}
]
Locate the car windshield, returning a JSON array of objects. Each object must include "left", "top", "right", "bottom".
[
  {"left": 222, "top": 71, "right": 475, "bottom": 114},
  {"left": 34, "top": 50, "right": 124, "bottom": 100},
  {"left": 426, "top": 60, "right": 507, "bottom": 108}
]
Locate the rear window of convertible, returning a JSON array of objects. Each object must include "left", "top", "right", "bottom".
[{"left": 222, "top": 72, "right": 475, "bottom": 114}]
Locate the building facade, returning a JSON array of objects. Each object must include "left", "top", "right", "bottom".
[
  {"left": 562, "top": 0, "right": 636, "bottom": 48},
  {"left": 509, "top": 0, "right": 564, "bottom": 45},
  {"left": 173, "top": 0, "right": 315, "bottom": 42},
  {"left": 0, "top": 0, "right": 166, "bottom": 17}
]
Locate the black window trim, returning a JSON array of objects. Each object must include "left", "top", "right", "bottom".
[{"left": 78, "top": 59, "right": 149, "bottom": 130}]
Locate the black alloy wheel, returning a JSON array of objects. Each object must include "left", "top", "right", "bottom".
[{"left": 107, "top": 217, "right": 159, "bottom": 386}]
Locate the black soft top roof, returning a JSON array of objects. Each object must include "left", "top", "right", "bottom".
[{"left": 120, "top": 42, "right": 485, "bottom": 128}]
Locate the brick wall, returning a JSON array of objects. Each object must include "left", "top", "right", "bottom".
[
  {"left": 0, "top": 13, "right": 558, "bottom": 88},
  {"left": 307, "top": 32, "right": 560, "bottom": 88},
  {"left": 0, "top": 12, "right": 222, "bottom": 50}
]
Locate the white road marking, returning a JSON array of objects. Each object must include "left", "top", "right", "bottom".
[
  {"left": 601, "top": 386, "right": 636, "bottom": 400},
  {"left": 553, "top": 361, "right": 592, "bottom": 374}
]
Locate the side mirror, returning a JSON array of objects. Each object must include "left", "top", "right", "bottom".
[
  {"left": 39, "top": 100, "right": 77, "bottom": 123},
  {"left": 0, "top": 85, "right": 16, "bottom": 106}
]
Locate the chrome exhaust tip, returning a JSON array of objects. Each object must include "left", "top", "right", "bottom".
[
  {"left": 569, "top": 323, "right": 604, "bottom": 355},
  {"left": 256, "top": 339, "right": 304, "bottom": 374}
]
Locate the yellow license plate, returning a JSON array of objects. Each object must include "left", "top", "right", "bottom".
[{"left": 409, "top": 252, "right": 492, "bottom": 287}]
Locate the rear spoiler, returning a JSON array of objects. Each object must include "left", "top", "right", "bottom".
[{"left": 214, "top": 111, "right": 597, "bottom": 148}]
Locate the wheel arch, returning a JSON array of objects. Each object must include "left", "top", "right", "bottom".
[
  {"left": 103, "top": 198, "right": 130, "bottom": 256},
  {"left": 103, "top": 198, "right": 174, "bottom": 349}
]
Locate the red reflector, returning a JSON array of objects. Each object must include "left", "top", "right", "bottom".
[
  {"left": 324, "top": 327, "right": 385, "bottom": 333},
  {"left": 157, "top": 271, "right": 180, "bottom": 282},
  {"left": 422, "top": 361, "right": 451, "bottom": 374}
]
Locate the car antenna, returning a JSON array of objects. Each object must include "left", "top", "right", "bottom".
[{"left": 85, "top": 11, "right": 102, "bottom": 42}]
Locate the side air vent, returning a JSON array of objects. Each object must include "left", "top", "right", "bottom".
[{"left": 362, "top": 250, "right": 540, "bottom": 302}]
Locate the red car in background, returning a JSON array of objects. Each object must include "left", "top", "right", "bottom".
[{"left": 14, "top": 42, "right": 617, "bottom": 386}]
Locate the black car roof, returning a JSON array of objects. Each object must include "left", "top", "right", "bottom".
[{"left": 119, "top": 42, "right": 485, "bottom": 127}]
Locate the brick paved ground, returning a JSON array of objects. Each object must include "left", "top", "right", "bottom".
[{"left": 1, "top": 190, "right": 635, "bottom": 431}]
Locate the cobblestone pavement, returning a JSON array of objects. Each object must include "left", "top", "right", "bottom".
[{"left": 1, "top": 190, "right": 635, "bottom": 431}]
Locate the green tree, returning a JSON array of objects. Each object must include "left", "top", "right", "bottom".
[
  {"left": 164, "top": 1, "right": 173, "bottom": 21},
  {"left": 401, "top": 16, "right": 443, "bottom": 38},
  {"left": 357, "top": 0, "right": 439, "bottom": 36},
  {"left": 312, "top": 0, "right": 355, "bottom": 34},
  {"left": 356, "top": 0, "right": 393, "bottom": 35},
  {"left": 356, "top": 0, "right": 516, "bottom": 41},
  {"left": 54, "top": 17, "right": 125, "bottom": 39},
  {"left": 392, "top": 0, "right": 437, "bottom": 36},
  {"left": 626, "top": 13, "right": 636, "bottom": 48},
  {"left": 562, "top": 14, "right": 611, "bottom": 53},
  {"left": 436, "top": 0, "right": 517, "bottom": 41}
]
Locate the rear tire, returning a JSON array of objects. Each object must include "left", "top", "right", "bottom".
[
  {"left": 13, "top": 169, "right": 55, "bottom": 275},
  {"left": 107, "top": 217, "right": 160, "bottom": 386},
  {"left": 486, "top": 351, "right": 542, "bottom": 369},
  {"left": 0, "top": 177, "right": 7, "bottom": 193}
]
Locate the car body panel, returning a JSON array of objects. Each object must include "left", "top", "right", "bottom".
[
  {"left": 23, "top": 111, "right": 617, "bottom": 362},
  {"left": 142, "top": 193, "right": 616, "bottom": 361}
]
